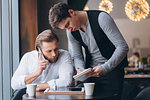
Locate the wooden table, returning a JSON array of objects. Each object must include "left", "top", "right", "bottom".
[
  {"left": 124, "top": 67, "right": 139, "bottom": 71},
  {"left": 125, "top": 74, "right": 150, "bottom": 78},
  {"left": 124, "top": 67, "right": 150, "bottom": 88},
  {"left": 124, "top": 67, "right": 150, "bottom": 72},
  {"left": 124, "top": 73, "right": 150, "bottom": 88},
  {"left": 22, "top": 91, "right": 118, "bottom": 100}
]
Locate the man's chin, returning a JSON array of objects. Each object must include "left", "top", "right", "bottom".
[{"left": 48, "top": 59, "right": 57, "bottom": 63}]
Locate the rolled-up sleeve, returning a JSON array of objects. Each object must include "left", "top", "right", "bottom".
[{"left": 47, "top": 52, "right": 74, "bottom": 90}]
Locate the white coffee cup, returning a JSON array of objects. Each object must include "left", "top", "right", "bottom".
[
  {"left": 84, "top": 83, "right": 95, "bottom": 95},
  {"left": 26, "top": 84, "right": 37, "bottom": 97}
]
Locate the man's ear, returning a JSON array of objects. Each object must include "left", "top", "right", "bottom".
[{"left": 68, "top": 9, "right": 75, "bottom": 16}]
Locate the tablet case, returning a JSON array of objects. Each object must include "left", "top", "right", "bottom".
[{"left": 73, "top": 68, "right": 93, "bottom": 82}]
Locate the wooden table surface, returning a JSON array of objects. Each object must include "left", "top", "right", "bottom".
[
  {"left": 23, "top": 91, "right": 118, "bottom": 100},
  {"left": 124, "top": 67, "right": 150, "bottom": 71},
  {"left": 124, "top": 67, "right": 150, "bottom": 78},
  {"left": 125, "top": 74, "right": 150, "bottom": 78}
]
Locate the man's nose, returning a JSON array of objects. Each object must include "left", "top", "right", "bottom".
[{"left": 52, "top": 51, "right": 56, "bottom": 57}]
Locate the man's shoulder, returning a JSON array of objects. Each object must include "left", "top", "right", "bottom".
[
  {"left": 59, "top": 49, "right": 71, "bottom": 58},
  {"left": 59, "top": 49, "right": 70, "bottom": 55},
  {"left": 23, "top": 50, "right": 38, "bottom": 58},
  {"left": 57, "top": 49, "right": 72, "bottom": 63},
  {"left": 87, "top": 10, "right": 107, "bottom": 15}
]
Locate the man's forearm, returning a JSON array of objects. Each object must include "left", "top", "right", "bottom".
[
  {"left": 37, "top": 83, "right": 50, "bottom": 91},
  {"left": 25, "top": 73, "right": 39, "bottom": 84}
]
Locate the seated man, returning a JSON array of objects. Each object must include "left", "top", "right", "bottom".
[
  {"left": 128, "top": 52, "right": 140, "bottom": 67},
  {"left": 11, "top": 29, "right": 74, "bottom": 99}
]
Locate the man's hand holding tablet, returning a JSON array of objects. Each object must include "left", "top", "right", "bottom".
[{"left": 73, "top": 68, "right": 93, "bottom": 82}]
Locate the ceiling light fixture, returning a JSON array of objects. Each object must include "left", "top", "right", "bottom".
[
  {"left": 84, "top": 5, "right": 89, "bottom": 10},
  {"left": 125, "top": 0, "right": 149, "bottom": 21},
  {"left": 99, "top": 0, "right": 113, "bottom": 13}
]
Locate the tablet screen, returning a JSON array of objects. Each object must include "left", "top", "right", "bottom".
[
  {"left": 69, "top": 87, "right": 82, "bottom": 91},
  {"left": 49, "top": 87, "right": 83, "bottom": 92}
]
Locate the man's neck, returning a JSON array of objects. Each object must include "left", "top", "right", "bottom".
[{"left": 78, "top": 11, "right": 88, "bottom": 32}]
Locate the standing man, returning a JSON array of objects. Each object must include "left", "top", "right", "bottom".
[
  {"left": 11, "top": 29, "right": 74, "bottom": 100},
  {"left": 49, "top": 2, "right": 128, "bottom": 99}
]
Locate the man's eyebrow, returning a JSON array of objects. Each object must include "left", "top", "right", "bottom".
[
  {"left": 54, "top": 48, "right": 58, "bottom": 51},
  {"left": 65, "top": 21, "right": 69, "bottom": 28},
  {"left": 45, "top": 49, "right": 52, "bottom": 52}
]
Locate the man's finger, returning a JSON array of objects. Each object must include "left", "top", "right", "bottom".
[
  {"left": 86, "top": 71, "right": 100, "bottom": 78},
  {"left": 40, "top": 63, "right": 46, "bottom": 66},
  {"left": 38, "top": 53, "right": 42, "bottom": 60},
  {"left": 43, "top": 60, "right": 49, "bottom": 64},
  {"left": 86, "top": 72, "right": 95, "bottom": 77},
  {"left": 77, "top": 69, "right": 83, "bottom": 74},
  {"left": 40, "top": 59, "right": 49, "bottom": 64},
  {"left": 41, "top": 65, "right": 46, "bottom": 70},
  {"left": 90, "top": 73, "right": 99, "bottom": 77},
  {"left": 93, "top": 67, "right": 99, "bottom": 72}
]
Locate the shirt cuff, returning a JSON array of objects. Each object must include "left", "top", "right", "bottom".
[
  {"left": 18, "top": 75, "right": 27, "bottom": 89},
  {"left": 99, "top": 64, "right": 108, "bottom": 75},
  {"left": 22, "top": 75, "right": 26, "bottom": 86},
  {"left": 47, "top": 80, "right": 56, "bottom": 90}
]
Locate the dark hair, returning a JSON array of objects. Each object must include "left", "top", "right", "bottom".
[
  {"left": 133, "top": 52, "right": 140, "bottom": 58},
  {"left": 35, "top": 29, "right": 59, "bottom": 50},
  {"left": 49, "top": 3, "right": 71, "bottom": 29}
]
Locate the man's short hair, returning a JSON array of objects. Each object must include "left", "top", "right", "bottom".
[
  {"left": 35, "top": 29, "right": 59, "bottom": 50},
  {"left": 49, "top": 3, "right": 71, "bottom": 29}
]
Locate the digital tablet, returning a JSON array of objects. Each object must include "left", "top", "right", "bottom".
[
  {"left": 73, "top": 68, "right": 93, "bottom": 82},
  {"left": 44, "top": 87, "right": 84, "bottom": 95}
]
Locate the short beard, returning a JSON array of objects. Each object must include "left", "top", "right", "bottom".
[{"left": 48, "top": 56, "right": 58, "bottom": 63}]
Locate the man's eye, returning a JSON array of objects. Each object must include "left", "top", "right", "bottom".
[{"left": 47, "top": 50, "right": 51, "bottom": 53}]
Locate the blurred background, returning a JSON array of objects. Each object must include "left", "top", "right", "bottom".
[{"left": 0, "top": 0, "right": 150, "bottom": 100}]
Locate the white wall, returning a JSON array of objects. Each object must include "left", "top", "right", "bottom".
[
  {"left": 115, "top": 19, "right": 150, "bottom": 56},
  {"left": 115, "top": 19, "right": 150, "bottom": 48}
]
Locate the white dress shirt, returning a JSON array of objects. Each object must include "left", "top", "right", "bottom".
[{"left": 11, "top": 49, "right": 74, "bottom": 90}]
